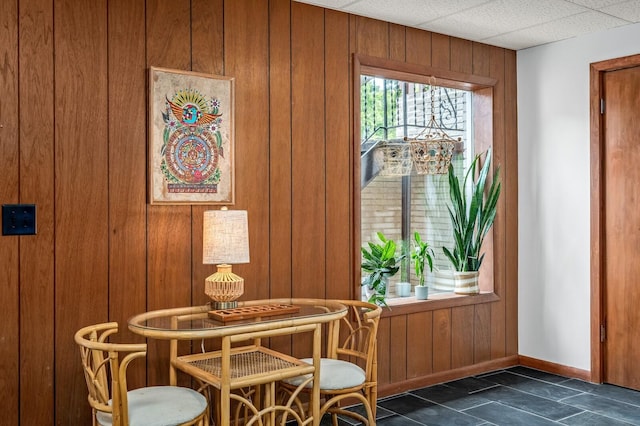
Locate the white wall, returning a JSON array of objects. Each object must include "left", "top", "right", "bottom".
[{"left": 518, "top": 22, "right": 640, "bottom": 371}]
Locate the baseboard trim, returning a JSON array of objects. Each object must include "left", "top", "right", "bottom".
[
  {"left": 518, "top": 355, "right": 592, "bottom": 382},
  {"left": 378, "top": 355, "right": 594, "bottom": 397},
  {"left": 378, "top": 355, "right": 519, "bottom": 397}
]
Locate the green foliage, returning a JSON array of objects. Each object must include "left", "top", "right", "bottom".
[
  {"left": 443, "top": 148, "right": 501, "bottom": 272},
  {"left": 412, "top": 232, "right": 434, "bottom": 286},
  {"left": 360, "top": 77, "right": 403, "bottom": 142},
  {"left": 361, "top": 232, "right": 404, "bottom": 307}
]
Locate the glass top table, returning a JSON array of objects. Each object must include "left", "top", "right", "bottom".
[
  {"left": 128, "top": 298, "right": 348, "bottom": 426},
  {"left": 128, "top": 298, "right": 347, "bottom": 337}
]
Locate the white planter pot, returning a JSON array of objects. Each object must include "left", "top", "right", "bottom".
[
  {"left": 453, "top": 271, "right": 480, "bottom": 295},
  {"left": 415, "top": 285, "right": 429, "bottom": 300},
  {"left": 396, "top": 282, "right": 411, "bottom": 297}
]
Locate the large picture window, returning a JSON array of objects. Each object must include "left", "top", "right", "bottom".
[
  {"left": 354, "top": 55, "right": 498, "bottom": 307},
  {"left": 360, "top": 76, "right": 473, "bottom": 297}
]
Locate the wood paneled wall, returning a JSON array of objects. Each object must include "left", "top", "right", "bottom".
[{"left": 0, "top": 0, "right": 517, "bottom": 424}]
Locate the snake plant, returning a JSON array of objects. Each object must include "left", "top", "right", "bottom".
[{"left": 443, "top": 148, "right": 501, "bottom": 272}]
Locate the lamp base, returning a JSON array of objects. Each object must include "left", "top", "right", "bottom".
[
  {"left": 205, "top": 264, "right": 244, "bottom": 307},
  {"left": 211, "top": 300, "right": 238, "bottom": 310}
]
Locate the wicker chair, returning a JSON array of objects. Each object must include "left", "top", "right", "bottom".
[
  {"left": 281, "top": 300, "right": 381, "bottom": 425},
  {"left": 75, "top": 322, "right": 209, "bottom": 426}
]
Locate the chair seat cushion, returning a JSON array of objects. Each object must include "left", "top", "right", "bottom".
[
  {"left": 282, "top": 358, "right": 366, "bottom": 390},
  {"left": 96, "top": 386, "right": 207, "bottom": 426}
]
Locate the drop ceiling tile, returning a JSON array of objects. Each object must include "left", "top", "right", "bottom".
[
  {"left": 294, "top": 0, "right": 639, "bottom": 49},
  {"left": 418, "top": 17, "right": 493, "bottom": 42},
  {"left": 484, "top": 10, "right": 629, "bottom": 49},
  {"left": 421, "top": 0, "right": 588, "bottom": 40},
  {"left": 343, "top": 0, "right": 490, "bottom": 26},
  {"left": 566, "top": 0, "right": 631, "bottom": 8},
  {"left": 600, "top": 0, "right": 640, "bottom": 22}
]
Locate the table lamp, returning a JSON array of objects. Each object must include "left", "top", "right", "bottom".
[{"left": 202, "top": 207, "right": 250, "bottom": 310}]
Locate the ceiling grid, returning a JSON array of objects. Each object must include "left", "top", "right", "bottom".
[{"left": 295, "top": 0, "right": 640, "bottom": 49}]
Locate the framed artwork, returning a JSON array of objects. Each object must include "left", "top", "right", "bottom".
[{"left": 148, "top": 66, "right": 235, "bottom": 204}]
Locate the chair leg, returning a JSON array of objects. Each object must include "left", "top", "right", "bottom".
[
  {"left": 367, "top": 387, "right": 377, "bottom": 420},
  {"left": 331, "top": 412, "right": 339, "bottom": 426}
]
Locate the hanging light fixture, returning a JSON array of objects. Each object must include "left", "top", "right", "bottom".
[{"left": 406, "top": 77, "right": 458, "bottom": 175}]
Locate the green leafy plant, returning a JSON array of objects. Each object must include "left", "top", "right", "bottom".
[
  {"left": 412, "top": 232, "right": 434, "bottom": 286},
  {"left": 443, "top": 148, "right": 501, "bottom": 272},
  {"left": 361, "top": 232, "right": 404, "bottom": 306}
]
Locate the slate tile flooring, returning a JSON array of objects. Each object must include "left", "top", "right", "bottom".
[{"left": 337, "top": 366, "right": 640, "bottom": 425}]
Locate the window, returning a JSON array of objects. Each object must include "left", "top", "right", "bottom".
[
  {"left": 361, "top": 76, "right": 473, "bottom": 297},
  {"left": 354, "top": 55, "right": 497, "bottom": 306}
]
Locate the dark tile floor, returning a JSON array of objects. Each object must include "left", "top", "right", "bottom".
[{"left": 338, "top": 366, "right": 640, "bottom": 425}]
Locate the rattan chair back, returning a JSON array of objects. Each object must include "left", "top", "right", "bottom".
[
  {"left": 75, "top": 322, "right": 208, "bottom": 426},
  {"left": 327, "top": 300, "right": 381, "bottom": 422},
  {"left": 280, "top": 300, "right": 382, "bottom": 425}
]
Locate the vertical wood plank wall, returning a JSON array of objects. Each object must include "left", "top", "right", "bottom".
[
  {"left": 0, "top": 1, "right": 517, "bottom": 424},
  {"left": 1, "top": 2, "right": 20, "bottom": 426}
]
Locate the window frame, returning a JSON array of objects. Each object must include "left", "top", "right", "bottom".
[{"left": 352, "top": 54, "right": 500, "bottom": 316}]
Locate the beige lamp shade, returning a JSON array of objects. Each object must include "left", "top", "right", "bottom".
[
  {"left": 202, "top": 208, "right": 250, "bottom": 309},
  {"left": 203, "top": 209, "right": 250, "bottom": 265}
]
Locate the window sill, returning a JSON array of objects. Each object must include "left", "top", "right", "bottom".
[{"left": 380, "top": 291, "right": 500, "bottom": 318}]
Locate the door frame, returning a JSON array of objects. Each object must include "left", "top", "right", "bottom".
[{"left": 590, "top": 53, "right": 640, "bottom": 384}]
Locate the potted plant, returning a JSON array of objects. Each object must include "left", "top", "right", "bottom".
[
  {"left": 443, "top": 148, "right": 501, "bottom": 294},
  {"left": 361, "top": 232, "right": 404, "bottom": 306},
  {"left": 396, "top": 239, "right": 412, "bottom": 297},
  {"left": 412, "top": 231, "right": 434, "bottom": 300}
]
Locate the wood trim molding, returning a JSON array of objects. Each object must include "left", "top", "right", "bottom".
[
  {"left": 519, "top": 355, "right": 591, "bottom": 382},
  {"left": 589, "top": 59, "right": 604, "bottom": 385},
  {"left": 378, "top": 355, "right": 519, "bottom": 397},
  {"left": 377, "top": 354, "right": 591, "bottom": 398},
  {"left": 589, "top": 53, "right": 640, "bottom": 385},
  {"left": 355, "top": 53, "right": 497, "bottom": 89},
  {"left": 381, "top": 292, "right": 500, "bottom": 318},
  {"left": 352, "top": 52, "right": 501, "bottom": 311},
  {"left": 352, "top": 53, "right": 363, "bottom": 301}
]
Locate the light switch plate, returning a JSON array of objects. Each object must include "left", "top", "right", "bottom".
[{"left": 2, "top": 204, "right": 37, "bottom": 236}]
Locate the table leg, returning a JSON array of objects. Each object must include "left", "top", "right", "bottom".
[
  {"left": 169, "top": 338, "right": 177, "bottom": 386},
  {"left": 265, "top": 382, "right": 275, "bottom": 426},
  {"left": 311, "top": 324, "right": 321, "bottom": 426},
  {"left": 220, "top": 337, "right": 231, "bottom": 426},
  {"left": 169, "top": 317, "right": 178, "bottom": 386}
]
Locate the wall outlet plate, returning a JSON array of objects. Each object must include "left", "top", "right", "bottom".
[{"left": 2, "top": 204, "right": 37, "bottom": 236}]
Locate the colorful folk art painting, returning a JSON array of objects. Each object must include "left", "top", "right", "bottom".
[{"left": 149, "top": 67, "right": 235, "bottom": 204}]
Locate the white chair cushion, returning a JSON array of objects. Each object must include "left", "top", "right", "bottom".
[
  {"left": 96, "top": 386, "right": 207, "bottom": 426},
  {"left": 282, "top": 358, "right": 366, "bottom": 390}
]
